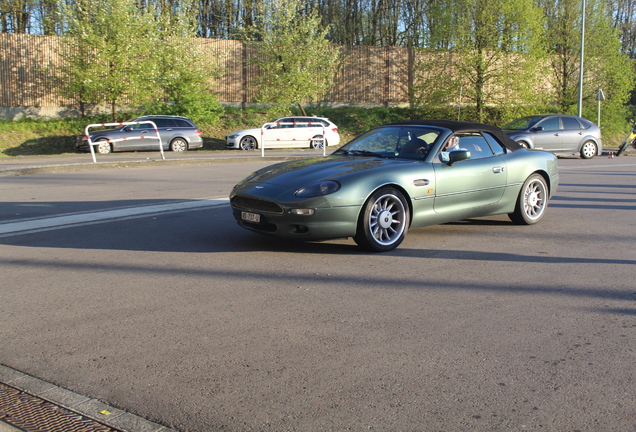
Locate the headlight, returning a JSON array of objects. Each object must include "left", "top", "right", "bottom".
[
  {"left": 295, "top": 181, "right": 340, "bottom": 198},
  {"left": 227, "top": 134, "right": 239, "bottom": 139}
]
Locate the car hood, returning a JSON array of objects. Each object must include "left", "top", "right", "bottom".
[
  {"left": 228, "top": 128, "right": 261, "bottom": 136},
  {"left": 232, "top": 155, "right": 405, "bottom": 202},
  {"left": 504, "top": 130, "right": 525, "bottom": 136}
]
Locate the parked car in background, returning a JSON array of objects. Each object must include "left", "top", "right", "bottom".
[
  {"left": 76, "top": 115, "right": 203, "bottom": 154},
  {"left": 502, "top": 114, "right": 602, "bottom": 159},
  {"left": 226, "top": 116, "right": 340, "bottom": 150},
  {"left": 230, "top": 119, "right": 559, "bottom": 252}
]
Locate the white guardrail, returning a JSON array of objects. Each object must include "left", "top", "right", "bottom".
[
  {"left": 84, "top": 121, "right": 164, "bottom": 163},
  {"left": 260, "top": 121, "right": 327, "bottom": 157}
]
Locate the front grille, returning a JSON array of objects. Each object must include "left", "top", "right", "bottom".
[{"left": 232, "top": 197, "right": 284, "bottom": 214}]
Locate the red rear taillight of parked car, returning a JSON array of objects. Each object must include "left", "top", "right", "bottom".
[
  {"left": 196, "top": 130, "right": 202, "bottom": 137},
  {"left": 332, "top": 128, "right": 338, "bottom": 134}
]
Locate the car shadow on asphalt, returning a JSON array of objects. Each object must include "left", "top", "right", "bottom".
[{"left": 2, "top": 204, "right": 636, "bottom": 267}]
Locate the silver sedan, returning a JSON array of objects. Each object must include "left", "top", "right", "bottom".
[{"left": 502, "top": 114, "right": 602, "bottom": 159}]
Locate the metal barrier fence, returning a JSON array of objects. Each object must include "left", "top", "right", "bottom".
[{"left": 84, "top": 121, "right": 163, "bottom": 163}]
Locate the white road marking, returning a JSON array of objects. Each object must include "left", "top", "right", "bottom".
[
  {"left": 558, "top": 162, "right": 636, "bottom": 169},
  {"left": 0, "top": 198, "right": 229, "bottom": 237}
]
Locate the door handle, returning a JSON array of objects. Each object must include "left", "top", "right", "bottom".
[{"left": 492, "top": 166, "right": 504, "bottom": 173}]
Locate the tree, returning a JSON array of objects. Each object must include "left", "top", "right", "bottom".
[
  {"left": 144, "top": 0, "right": 223, "bottom": 124},
  {"left": 414, "top": 0, "right": 546, "bottom": 122},
  {"left": 1, "top": 0, "right": 32, "bottom": 33},
  {"left": 58, "top": 0, "right": 159, "bottom": 121},
  {"left": 609, "top": 0, "right": 636, "bottom": 58},
  {"left": 541, "top": 0, "right": 634, "bottom": 131},
  {"left": 245, "top": 0, "right": 341, "bottom": 115}
]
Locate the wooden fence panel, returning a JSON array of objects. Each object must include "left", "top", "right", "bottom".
[{"left": 0, "top": 33, "right": 413, "bottom": 109}]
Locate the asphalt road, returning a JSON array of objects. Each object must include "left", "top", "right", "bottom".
[{"left": 1, "top": 155, "right": 635, "bottom": 431}]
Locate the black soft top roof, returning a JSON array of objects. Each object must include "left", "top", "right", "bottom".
[{"left": 389, "top": 119, "right": 523, "bottom": 152}]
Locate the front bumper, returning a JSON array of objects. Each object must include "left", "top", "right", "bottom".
[
  {"left": 231, "top": 203, "right": 360, "bottom": 240},
  {"left": 226, "top": 137, "right": 240, "bottom": 149}
]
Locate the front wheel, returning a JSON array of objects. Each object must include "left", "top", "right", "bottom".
[
  {"left": 95, "top": 138, "right": 112, "bottom": 154},
  {"left": 170, "top": 138, "right": 188, "bottom": 152},
  {"left": 580, "top": 141, "right": 597, "bottom": 159},
  {"left": 509, "top": 174, "right": 548, "bottom": 225},
  {"left": 240, "top": 136, "right": 257, "bottom": 150},
  {"left": 354, "top": 187, "right": 409, "bottom": 252}
]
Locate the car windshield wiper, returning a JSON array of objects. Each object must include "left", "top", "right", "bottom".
[
  {"left": 348, "top": 149, "right": 384, "bottom": 158},
  {"left": 333, "top": 148, "right": 350, "bottom": 155}
]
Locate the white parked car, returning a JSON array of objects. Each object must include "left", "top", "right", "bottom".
[{"left": 226, "top": 116, "right": 340, "bottom": 150}]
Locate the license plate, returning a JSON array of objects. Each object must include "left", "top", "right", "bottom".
[{"left": 241, "top": 211, "right": 261, "bottom": 223}]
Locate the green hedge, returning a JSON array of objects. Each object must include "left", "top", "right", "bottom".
[{"left": 0, "top": 105, "right": 631, "bottom": 156}]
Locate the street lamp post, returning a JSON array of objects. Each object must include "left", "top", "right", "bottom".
[{"left": 577, "top": 0, "right": 586, "bottom": 117}]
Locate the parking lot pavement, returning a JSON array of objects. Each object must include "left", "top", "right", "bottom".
[
  {"left": 0, "top": 145, "right": 631, "bottom": 432},
  {"left": 0, "top": 148, "right": 331, "bottom": 430}
]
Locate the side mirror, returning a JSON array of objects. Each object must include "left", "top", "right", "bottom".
[
  {"left": 124, "top": 126, "right": 133, "bottom": 132},
  {"left": 448, "top": 150, "right": 471, "bottom": 165},
  {"left": 531, "top": 126, "right": 544, "bottom": 132}
]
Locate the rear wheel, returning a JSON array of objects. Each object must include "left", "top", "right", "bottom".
[
  {"left": 310, "top": 136, "right": 325, "bottom": 149},
  {"left": 170, "top": 138, "right": 188, "bottom": 152},
  {"left": 509, "top": 174, "right": 548, "bottom": 225},
  {"left": 580, "top": 140, "right": 597, "bottom": 159},
  {"left": 240, "top": 136, "right": 257, "bottom": 150},
  {"left": 354, "top": 187, "right": 409, "bottom": 252},
  {"left": 95, "top": 138, "right": 112, "bottom": 154}
]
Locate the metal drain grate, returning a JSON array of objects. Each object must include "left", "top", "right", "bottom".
[{"left": 0, "top": 383, "right": 120, "bottom": 432}]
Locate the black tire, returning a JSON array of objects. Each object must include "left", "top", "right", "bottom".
[
  {"left": 95, "top": 138, "right": 112, "bottom": 154},
  {"left": 310, "top": 136, "right": 325, "bottom": 149},
  {"left": 580, "top": 140, "right": 597, "bottom": 159},
  {"left": 170, "top": 138, "right": 188, "bottom": 152},
  {"left": 508, "top": 174, "right": 548, "bottom": 225},
  {"left": 517, "top": 141, "right": 530, "bottom": 149},
  {"left": 354, "top": 187, "right": 409, "bottom": 252},
  {"left": 240, "top": 136, "right": 257, "bottom": 150}
]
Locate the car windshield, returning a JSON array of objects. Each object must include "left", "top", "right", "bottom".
[
  {"left": 334, "top": 126, "right": 442, "bottom": 159},
  {"left": 502, "top": 116, "right": 543, "bottom": 130}
]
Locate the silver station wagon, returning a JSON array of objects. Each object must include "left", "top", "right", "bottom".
[{"left": 77, "top": 115, "right": 203, "bottom": 154}]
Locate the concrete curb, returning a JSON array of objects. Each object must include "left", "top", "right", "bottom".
[{"left": 0, "top": 364, "right": 176, "bottom": 432}]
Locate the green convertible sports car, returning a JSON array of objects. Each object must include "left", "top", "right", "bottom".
[{"left": 230, "top": 119, "right": 559, "bottom": 252}]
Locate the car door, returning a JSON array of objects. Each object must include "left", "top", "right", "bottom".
[
  {"left": 263, "top": 117, "right": 295, "bottom": 148},
  {"left": 559, "top": 116, "right": 585, "bottom": 152},
  {"left": 433, "top": 134, "right": 507, "bottom": 214},
  {"left": 301, "top": 118, "right": 326, "bottom": 147},
  {"left": 118, "top": 121, "right": 156, "bottom": 151},
  {"left": 152, "top": 118, "right": 178, "bottom": 150},
  {"left": 532, "top": 116, "right": 563, "bottom": 151}
]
